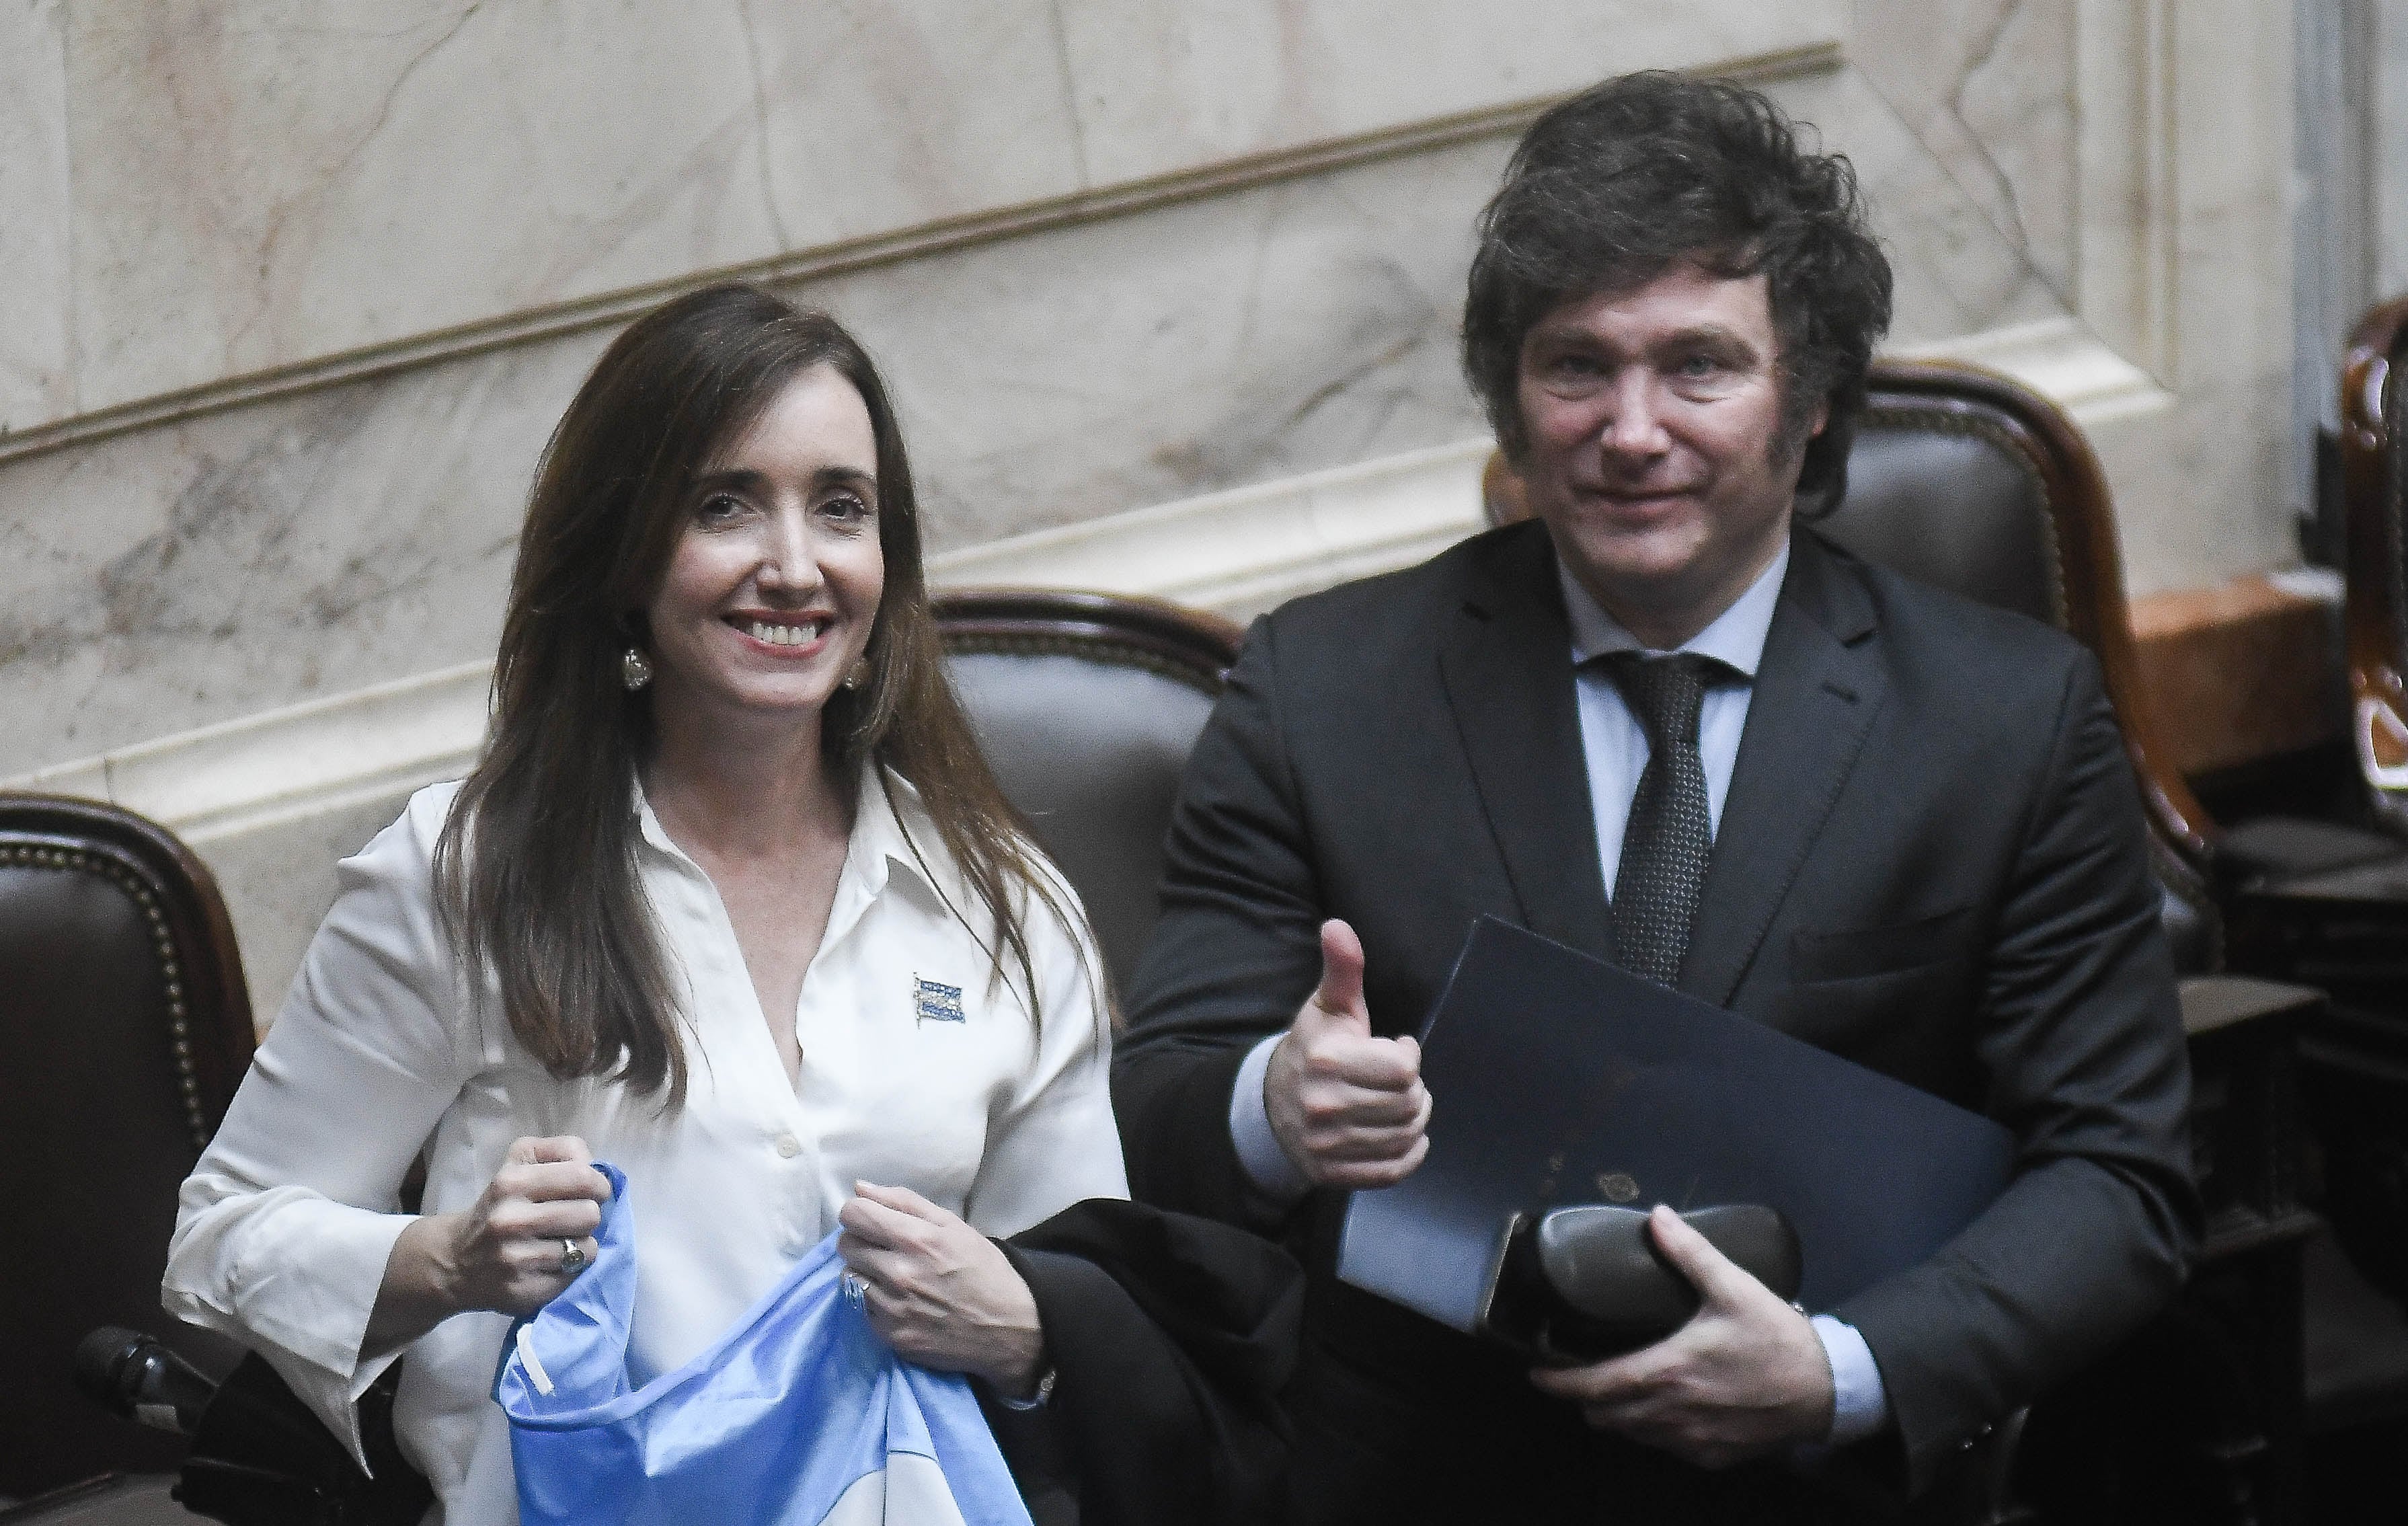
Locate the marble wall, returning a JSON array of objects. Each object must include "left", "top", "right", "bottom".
[
  {"left": 2296, "top": 0, "right": 2372, "bottom": 462},
  {"left": 0, "top": 0, "right": 2307, "bottom": 1011},
  {"left": 2, "top": 0, "right": 1836, "bottom": 434},
  {"left": 2374, "top": 1, "right": 2408, "bottom": 297},
  {"left": 0, "top": 135, "right": 1515, "bottom": 774}
]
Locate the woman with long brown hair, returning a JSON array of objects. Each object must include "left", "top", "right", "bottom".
[{"left": 164, "top": 284, "right": 1128, "bottom": 1522}]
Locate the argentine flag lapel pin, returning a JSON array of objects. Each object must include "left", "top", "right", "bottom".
[{"left": 913, "top": 974, "right": 966, "bottom": 1024}]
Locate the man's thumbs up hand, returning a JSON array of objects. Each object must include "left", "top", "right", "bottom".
[
  {"left": 1309, "top": 916, "right": 1372, "bottom": 1031},
  {"left": 1264, "top": 920, "right": 1434, "bottom": 1188}
]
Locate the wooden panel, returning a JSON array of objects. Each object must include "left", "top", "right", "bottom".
[{"left": 2129, "top": 576, "right": 2345, "bottom": 777}]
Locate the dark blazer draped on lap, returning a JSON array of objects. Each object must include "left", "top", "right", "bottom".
[{"left": 988, "top": 1200, "right": 1302, "bottom": 1526}]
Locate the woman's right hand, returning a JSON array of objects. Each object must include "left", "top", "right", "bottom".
[
  {"left": 366, "top": 1135, "right": 612, "bottom": 1356},
  {"left": 439, "top": 1135, "right": 614, "bottom": 1315}
]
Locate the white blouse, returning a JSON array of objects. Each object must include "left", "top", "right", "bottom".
[{"left": 165, "top": 771, "right": 1127, "bottom": 1525}]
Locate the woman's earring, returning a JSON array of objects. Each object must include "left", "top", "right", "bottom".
[
  {"left": 841, "top": 656, "right": 870, "bottom": 691},
  {"left": 621, "top": 648, "right": 653, "bottom": 691}
]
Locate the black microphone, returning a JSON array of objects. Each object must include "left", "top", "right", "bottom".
[{"left": 75, "top": 1326, "right": 219, "bottom": 1436}]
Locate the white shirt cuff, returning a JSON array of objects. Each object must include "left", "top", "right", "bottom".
[
  {"left": 1811, "top": 1313, "right": 1891, "bottom": 1445},
  {"left": 162, "top": 1192, "right": 415, "bottom": 1472},
  {"left": 1229, "top": 1032, "right": 1311, "bottom": 1203}
]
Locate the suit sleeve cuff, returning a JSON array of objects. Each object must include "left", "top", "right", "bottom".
[
  {"left": 1229, "top": 1032, "right": 1311, "bottom": 1203},
  {"left": 1812, "top": 1313, "right": 1892, "bottom": 1445}
]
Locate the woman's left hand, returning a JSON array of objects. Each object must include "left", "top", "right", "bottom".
[{"left": 837, "top": 1182, "right": 1044, "bottom": 1396}]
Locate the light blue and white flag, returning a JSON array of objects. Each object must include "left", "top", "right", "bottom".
[{"left": 496, "top": 1163, "right": 1033, "bottom": 1526}]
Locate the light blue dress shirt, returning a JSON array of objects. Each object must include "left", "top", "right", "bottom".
[{"left": 1225, "top": 534, "right": 1892, "bottom": 1447}]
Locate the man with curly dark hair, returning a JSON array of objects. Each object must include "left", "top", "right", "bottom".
[
  {"left": 1114, "top": 71, "right": 2194, "bottom": 1523},
  {"left": 1460, "top": 71, "right": 1894, "bottom": 519}
]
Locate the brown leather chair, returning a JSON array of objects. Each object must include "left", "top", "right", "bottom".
[
  {"left": 2218, "top": 298, "right": 2408, "bottom": 1067},
  {"left": 935, "top": 589, "right": 1245, "bottom": 1003},
  {"left": 2212, "top": 300, "right": 2408, "bottom": 1055},
  {"left": 1840, "top": 352, "right": 2408, "bottom": 1525},
  {"left": 2337, "top": 297, "right": 2408, "bottom": 837},
  {"left": 0, "top": 795, "right": 254, "bottom": 1504},
  {"left": 2207, "top": 303, "right": 2408, "bottom": 1292},
  {"left": 1489, "top": 359, "right": 2321, "bottom": 1525},
  {"left": 1840, "top": 365, "right": 2347, "bottom": 1526},
  {"left": 2196, "top": 295, "right": 2408, "bottom": 1517}
]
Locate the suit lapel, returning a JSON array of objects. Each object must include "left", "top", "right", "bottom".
[
  {"left": 1437, "top": 527, "right": 1615, "bottom": 963},
  {"left": 1683, "top": 532, "right": 1887, "bottom": 1006}
]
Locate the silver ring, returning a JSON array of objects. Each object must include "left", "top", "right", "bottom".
[
  {"left": 558, "top": 1237, "right": 587, "bottom": 1275},
  {"left": 842, "top": 1272, "right": 867, "bottom": 1309}
]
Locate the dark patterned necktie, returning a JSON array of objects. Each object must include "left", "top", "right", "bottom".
[{"left": 1600, "top": 652, "right": 1732, "bottom": 987}]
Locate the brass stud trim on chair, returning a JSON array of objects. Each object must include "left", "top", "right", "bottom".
[
  {"left": 1858, "top": 404, "right": 2070, "bottom": 634},
  {"left": 0, "top": 840, "right": 212, "bottom": 1152},
  {"left": 945, "top": 632, "right": 1229, "bottom": 697}
]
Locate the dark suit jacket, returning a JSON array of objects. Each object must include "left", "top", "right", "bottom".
[
  {"left": 1112, "top": 520, "right": 2197, "bottom": 1506},
  {"left": 988, "top": 1200, "right": 1302, "bottom": 1526}
]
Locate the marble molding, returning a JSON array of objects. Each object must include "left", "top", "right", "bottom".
[
  {"left": 929, "top": 437, "right": 1492, "bottom": 619},
  {"left": 2378, "top": 1, "right": 2408, "bottom": 297},
  {"left": 1056, "top": 0, "right": 1840, "bottom": 184},
  {"left": 9, "top": 309, "right": 2180, "bottom": 862},
  {"left": 2, "top": 0, "right": 1835, "bottom": 436},
  {"left": 1894, "top": 316, "right": 2167, "bottom": 424},
  {"left": 52, "top": 0, "right": 1079, "bottom": 421},
  {"left": 9, "top": 438, "right": 1493, "bottom": 839},
  {"left": 834, "top": 148, "right": 1502, "bottom": 549},
  {"left": 0, "top": 330, "right": 611, "bottom": 773},
  {"left": 10, "top": 436, "right": 1499, "bottom": 1017},
  {"left": 0, "top": 0, "right": 2315, "bottom": 1016},
  {"left": 0, "top": 0, "right": 74, "bottom": 434},
  {"left": 0, "top": 36, "right": 2132, "bottom": 784},
  {"left": 2164, "top": 0, "right": 2296, "bottom": 403},
  {"left": 2152, "top": 0, "right": 2299, "bottom": 591},
  {"left": 1857, "top": 0, "right": 2300, "bottom": 597},
  {"left": 2293, "top": 0, "right": 2374, "bottom": 451},
  {"left": 2070, "top": 0, "right": 2179, "bottom": 379},
  {"left": 0, "top": 133, "right": 1532, "bottom": 781},
  {"left": 1, "top": 311, "right": 2235, "bottom": 1018}
]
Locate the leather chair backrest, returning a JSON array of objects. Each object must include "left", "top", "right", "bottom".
[
  {"left": 1826, "top": 365, "right": 2216, "bottom": 973},
  {"left": 936, "top": 592, "right": 1243, "bottom": 1003},
  {"left": 0, "top": 796, "right": 254, "bottom": 1497},
  {"left": 1816, "top": 384, "right": 2063, "bottom": 630}
]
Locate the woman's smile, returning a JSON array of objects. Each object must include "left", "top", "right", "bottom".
[{"left": 727, "top": 611, "right": 837, "bottom": 654}]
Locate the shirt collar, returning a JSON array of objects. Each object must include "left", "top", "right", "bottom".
[
  {"left": 1559, "top": 533, "right": 1791, "bottom": 678},
  {"left": 631, "top": 763, "right": 945, "bottom": 901},
  {"left": 851, "top": 769, "right": 947, "bottom": 900}
]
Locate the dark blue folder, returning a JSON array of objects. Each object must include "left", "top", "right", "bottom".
[{"left": 1337, "top": 917, "right": 2016, "bottom": 1331}]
